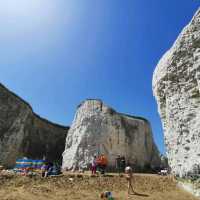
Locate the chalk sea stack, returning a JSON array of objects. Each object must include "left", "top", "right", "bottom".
[
  {"left": 0, "top": 83, "right": 161, "bottom": 170},
  {"left": 153, "top": 8, "right": 200, "bottom": 176},
  {"left": 62, "top": 99, "right": 161, "bottom": 170},
  {"left": 0, "top": 83, "right": 68, "bottom": 168}
]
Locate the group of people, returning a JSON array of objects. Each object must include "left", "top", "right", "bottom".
[
  {"left": 41, "top": 162, "right": 61, "bottom": 178},
  {"left": 90, "top": 154, "right": 127, "bottom": 175},
  {"left": 90, "top": 154, "right": 135, "bottom": 195},
  {"left": 91, "top": 154, "right": 108, "bottom": 175}
]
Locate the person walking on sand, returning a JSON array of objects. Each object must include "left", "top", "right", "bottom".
[{"left": 125, "top": 166, "right": 136, "bottom": 195}]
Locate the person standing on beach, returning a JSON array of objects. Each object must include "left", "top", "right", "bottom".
[
  {"left": 100, "top": 154, "right": 108, "bottom": 175},
  {"left": 91, "top": 155, "right": 97, "bottom": 175},
  {"left": 125, "top": 166, "right": 136, "bottom": 195}
]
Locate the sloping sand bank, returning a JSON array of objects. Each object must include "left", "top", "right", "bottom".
[{"left": 0, "top": 173, "right": 198, "bottom": 200}]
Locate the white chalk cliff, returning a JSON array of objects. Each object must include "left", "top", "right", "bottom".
[
  {"left": 62, "top": 99, "right": 160, "bottom": 170},
  {"left": 153, "top": 8, "right": 200, "bottom": 176}
]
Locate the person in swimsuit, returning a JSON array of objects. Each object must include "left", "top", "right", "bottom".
[{"left": 125, "top": 166, "right": 136, "bottom": 195}]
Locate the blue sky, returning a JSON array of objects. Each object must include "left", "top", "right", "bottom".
[{"left": 0, "top": 0, "right": 199, "bottom": 154}]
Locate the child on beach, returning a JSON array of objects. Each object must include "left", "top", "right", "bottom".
[{"left": 125, "top": 166, "right": 136, "bottom": 195}]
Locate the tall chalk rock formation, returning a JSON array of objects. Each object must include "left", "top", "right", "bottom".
[
  {"left": 0, "top": 83, "right": 68, "bottom": 167},
  {"left": 62, "top": 99, "right": 160, "bottom": 170},
  {"left": 153, "top": 9, "right": 200, "bottom": 176}
]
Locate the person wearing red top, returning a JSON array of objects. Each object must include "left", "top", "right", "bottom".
[{"left": 96, "top": 154, "right": 108, "bottom": 175}]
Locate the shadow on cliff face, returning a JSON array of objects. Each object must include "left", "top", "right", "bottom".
[{"left": 0, "top": 83, "right": 69, "bottom": 168}]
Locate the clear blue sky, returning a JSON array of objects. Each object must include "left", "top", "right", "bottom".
[{"left": 0, "top": 0, "right": 199, "bottom": 154}]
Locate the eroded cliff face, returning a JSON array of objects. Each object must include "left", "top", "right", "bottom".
[
  {"left": 153, "top": 9, "right": 200, "bottom": 176},
  {"left": 0, "top": 83, "right": 68, "bottom": 167},
  {"left": 62, "top": 99, "right": 160, "bottom": 170}
]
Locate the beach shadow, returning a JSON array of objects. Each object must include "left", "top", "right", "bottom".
[{"left": 129, "top": 192, "right": 149, "bottom": 197}]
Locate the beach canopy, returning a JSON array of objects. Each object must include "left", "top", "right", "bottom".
[{"left": 15, "top": 158, "right": 45, "bottom": 169}]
